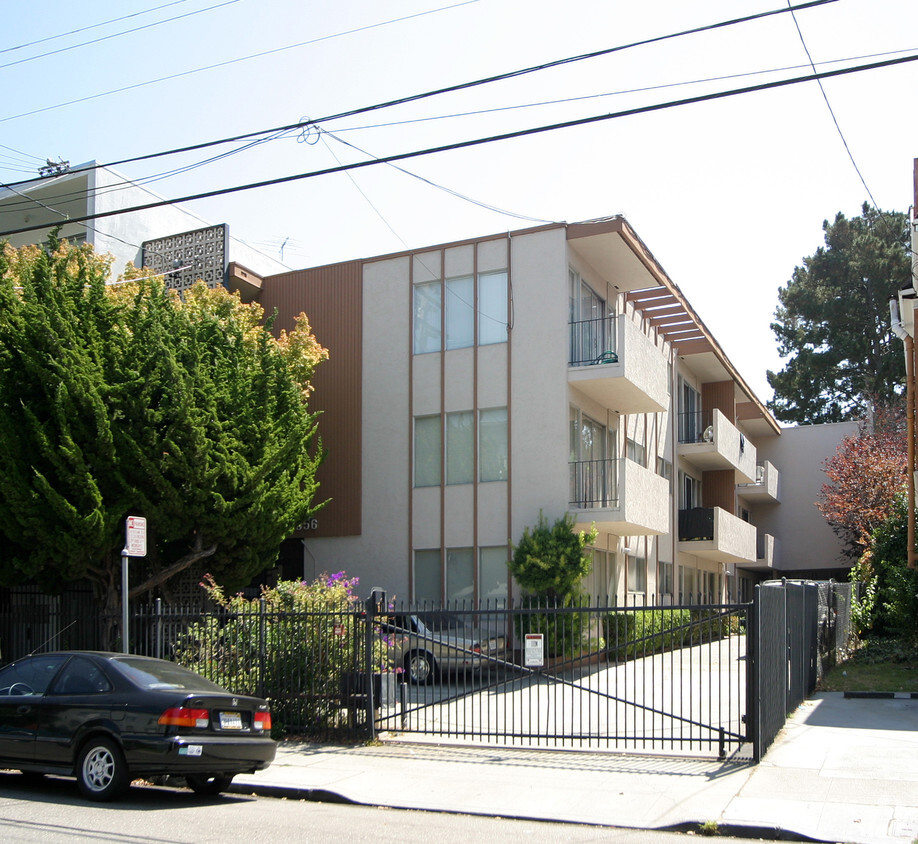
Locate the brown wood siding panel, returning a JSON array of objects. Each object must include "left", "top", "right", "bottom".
[
  {"left": 259, "top": 262, "right": 363, "bottom": 538},
  {"left": 702, "top": 469, "right": 735, "bottom": 512},
  {"left": 702, "top": 381, "right": 735, "bottom": 423}
]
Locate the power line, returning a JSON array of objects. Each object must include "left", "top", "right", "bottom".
[
  {"left": 0, "top": 0, "right": 837, "bottom": 180},
  {"left": 785, "top": 0, "right": 879, "bottom": 208},
  {"left": 0, "top": 0, "right": 194, "bottom": 55},
  {"left": 0, "top": 0, "right": 241, "bottom": 71},
  {"left": 0, "top": 0, "right": 480, "bottom": 127},
  {"left": 3, "top": 49, "right": 916, "bottom": 240}
]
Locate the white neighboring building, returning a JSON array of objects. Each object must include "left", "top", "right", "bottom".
[
  {"left": 257, "top": 216, "right": 855, "bottom": 603},
  {"left": 0, "top": 162, "right": 288, "bottom": 290}
]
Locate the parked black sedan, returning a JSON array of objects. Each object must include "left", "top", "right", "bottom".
[{"left": 0, "top": 651, "right": 275, "bottom": 801}]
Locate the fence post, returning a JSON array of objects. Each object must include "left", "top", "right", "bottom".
[
  {"left": 155, "top": 598, "right": 163, "bottom": 661},
  {"left": 258, "top": 597, "right": 266, "bottom": 700},
  {"left": 364, "top": 588, "right": 386, "bottom": 740},
  {"left": 748, "top": 585, "right": 761, "bottom": 762}
]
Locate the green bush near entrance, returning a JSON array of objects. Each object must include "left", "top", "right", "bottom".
[{"left": 605, "top": 609, "right": 741, "bottom": 661}]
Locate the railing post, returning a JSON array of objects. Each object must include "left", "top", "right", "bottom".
[
  {"left": 155, "top": 597, "right": 163, "bottom": 660},
  {"left": 364, "top": 588, "right": 386, "bottom": 740},
  {"left": 258, "top": 597, "right": 266, "bottom": 700}
]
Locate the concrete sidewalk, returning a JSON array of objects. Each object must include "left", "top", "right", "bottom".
[{"left": 233, "top": 693, "right": 918, "bottom": 843}]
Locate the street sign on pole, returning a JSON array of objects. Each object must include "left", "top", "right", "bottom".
[{"left": 121, "top": 516, "right": 146, "bottom": 654}]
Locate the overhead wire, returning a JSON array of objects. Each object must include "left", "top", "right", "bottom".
[
  {"left": 785, "top": 0, "right": 879, "bottom": 209},
  {"left": 0, "top": 0, "right": 194, "bottom": 55},
  {"left": 3, "top": 48, "right": 917, "bottom": 240},
  {"left": 0, "top": 0, "right": 242, "bottom": 71},
  {"left": 0, "top": 0, "right": 481, "bottom": 126},
  {"left": 0, "top": 0, "right": 837, "bottom": 175},
  {"left": 785, "top": 1, "right": 912, "bottom": 258}
]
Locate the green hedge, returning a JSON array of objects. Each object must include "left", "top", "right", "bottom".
[{"left": 605, "top": 608, "right": 741, "bottom": 661}]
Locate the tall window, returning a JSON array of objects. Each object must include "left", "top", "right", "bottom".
[
  {"left": 627, "top": 556, "right": 647, "bottom": 594},
  {"left": 445, "top": 276, "right": 474, "bottom": 350},
  {"left": 679, "top": 470, "right": 701, "bottom": 509},
  {"left": 479, "top": 547, "right": 509, "bottom": 602},
  {"left": 479, "top": 407, "right": 508, "bottom": 482},
  {"left": 678, "top": 376, "right": 701, "bottom": 442},
  {"left": 446, "top": 412, "right": 474, "bottom": 484},
  {"left": 413, "top": 281, "right": 441, "bottom": 354},
  {"left": 414, "top": 415, "right": 441, "bottom": 487},
  {"left": 446, "top": 548, "right": 474, "bottom": 602},
  {"left": 569, "top": 407, "right": 617, "bottom": 507},
  {"left": 414, "top": 550, "right": 442, "bottom": 601},
  {"left": 658, "top": 561, "right": 673, "bottom": 597},
  {"left": 569, "top": 269, "right": 615, "bottom": 365},
  {"left": 479, "top": 271, "right": 508, "bottom": 345}
]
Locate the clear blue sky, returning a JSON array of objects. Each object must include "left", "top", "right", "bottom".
[{"left": 2, "top": 0, "right": 916, "bottom": 403}]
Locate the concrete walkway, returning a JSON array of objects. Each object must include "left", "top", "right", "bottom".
[{"left": 234, "top": 692, "right": 918, "bottom": 843}]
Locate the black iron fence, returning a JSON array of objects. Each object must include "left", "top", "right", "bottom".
[
  {"left": 748, "top": 579, "right": 855, "bottom": 761},
  {"left": 0, "top": 579, "right": 856, "bottom": 759}
]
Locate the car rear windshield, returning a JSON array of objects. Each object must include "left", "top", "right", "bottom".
[{"left": 111, "top": 657, "right": 225, "bottom": 692}]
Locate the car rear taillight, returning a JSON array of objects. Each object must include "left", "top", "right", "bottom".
[
  {"left": 253, "top": 711, "right": 272, "bottom": 732},
  {"left": 158, "top": 707, "right": 209, "bottom": 728}
]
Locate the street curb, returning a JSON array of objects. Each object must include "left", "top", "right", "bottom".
[
  {"left": 230, "top": 782, "right": 825, "bottom": 841},
  {"left": 660, "top": 822, "right": 829, "bottom": 841},
  {"left": 843, "top": 691, "right": 918, "bottom": 699},
  {"left": 230, "top": 781, "right": 359, "bottom": 804}
]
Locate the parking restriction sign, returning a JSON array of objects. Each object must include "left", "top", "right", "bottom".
[{"left": 124, "top": 516, "right": 147, "bottom": 557}]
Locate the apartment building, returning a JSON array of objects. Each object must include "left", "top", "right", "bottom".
[
  {"left": 255, "top": 216, "right": 853, "bottom": 604},
  {"left": 2, "top": 164, "right": 853, "bottom": 601}
]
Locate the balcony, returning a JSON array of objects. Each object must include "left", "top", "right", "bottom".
[
  {"left": 677, "top": 408, "right": 757, "bottom": 482},
  {"left": 677, "top": 507, "right": 756, "bottom": 564},
  {"left": 567, "top": 314, "right": 669, "bottom": 414},
  {"left": 736, "top": 461, "right": 779, "bottom": 503},
  {"left": 738, "top": 533, "right": 780, "bottom": 572},
  {"left": 569, "top": 457, "right": 669, "bottom": 536}
]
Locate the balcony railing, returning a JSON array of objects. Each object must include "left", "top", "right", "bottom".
[
  {"left": 678, "top": 507, "right": 715, "bottom": 541},
  {"left": 569, "top": 316, "right": 618, "bottom": 367},
  {"left": 677, "top": 410, "right": 714, "bottom": 444},
  {"left": 569, "top": 458, "right": 619, "bottom": 509}
]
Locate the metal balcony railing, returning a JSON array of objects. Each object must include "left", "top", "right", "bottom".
[
  {"left": 677, "top": 410, "right": 714, "bottom": 444},
  {"left": 569, "top": 458, "right": 619, "bottom": 508},
  {"left": 569, "top": 316, "right": 618, "bottom": 367}
]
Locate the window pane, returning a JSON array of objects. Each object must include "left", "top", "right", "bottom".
[
  {"left": 413, "top": 281, "right": 441, "bottom": 354},
  {"left": 446, "top": 548, "right": 474, "bottom": 602},
  {"left": 479, "top": 547, "right": 508, "bottom": 603},
  {"left": 479, "top": 407, "right": 508, "bottom": 482},
  {"left": 445, "top": 276, "right": 474, "bottom": 350},
  {"left": 414, "top": 415, "right": 441, "bottom": 487},
  {"left": 446, "top": 412, "right": 474, "bottom": 484},
  {"left": 479, "top": 271, "right": 507, "bottom": 345},
  {"left": 414, "top": 550, "right": 442, "bottom": 602},
  {"left": 627, "top": 557, "right": 646, "bottom": 593}
]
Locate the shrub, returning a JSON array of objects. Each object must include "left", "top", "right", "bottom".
[
  {"left": 174, "top": 572, "right": 385, "bottom": 738},
  {"left": 605, "top": 608, "right": 741, "bottom": 661}
]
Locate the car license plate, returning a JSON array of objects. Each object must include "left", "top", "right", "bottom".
[{"left": 219, "top": 711, "right": 243, "bottom": 730}]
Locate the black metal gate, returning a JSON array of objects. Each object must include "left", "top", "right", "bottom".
[{"left": 372, "top": 600, "right": 750, "bottom": 759}]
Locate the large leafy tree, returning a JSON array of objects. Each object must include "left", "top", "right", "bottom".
[
  {"left": 817, "top": 404, "right": 906, "bottom": 560},
  {"left": 0, "top": 237, "right": 327, "bottom": 619},
  {"left": 767, "top": 204, "right": 910, "bottom": 424}
]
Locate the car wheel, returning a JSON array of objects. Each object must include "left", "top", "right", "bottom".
[
  {"left": 186, "top": 774, "right": 234, "bottom": 795},
  {"left": 77, "top": 737, "right": 129, "bottom": 801},
  {"left": 405, "top": 651, "right": 436, "bottom": 685}
]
